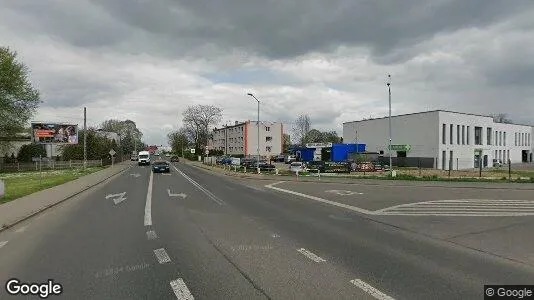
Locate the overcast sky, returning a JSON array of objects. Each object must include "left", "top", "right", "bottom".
[{"left": 2, "top": 0, "right": 533, "bottom": 145}]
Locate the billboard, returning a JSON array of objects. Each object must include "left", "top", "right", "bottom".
[{"left": 31, "top": 122, "right": 78, "bottom": 144}]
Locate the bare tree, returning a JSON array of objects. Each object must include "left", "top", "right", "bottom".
[
  {"left": 491, "top": 113, "right": 512, "bottom": 124},
  {"left": 292, "top": 114, "right": 311, "bottom": 145},
  {"left": 182, "top": 105, "right": 222, "bottom": 151}
]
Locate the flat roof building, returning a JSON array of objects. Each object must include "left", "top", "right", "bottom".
[{"left": 343, "top": 110, "right": 533, "bottom": 170}]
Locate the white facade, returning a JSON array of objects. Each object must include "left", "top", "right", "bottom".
[
  {"left": 343, "top": 110, "right": 533, "bottom": 170},
  {"left": 212, "top": 121, "right": 284, "bottom": 157}
]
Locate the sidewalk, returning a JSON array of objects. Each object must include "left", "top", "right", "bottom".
[
  {"left": 0, "top": 161, "right": 132, "bottom": 230},
  {"left": 184, "top": 160, "right": 534, "bottom": 190}
]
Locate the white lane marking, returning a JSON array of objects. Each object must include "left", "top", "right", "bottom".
[
  {"left": 144, "top": 171, "right": 154, "bottom": 226},
  {"left": 146, "top": 230, "right": 158, "bottom": 240},
  {"left": 297, "top": 248, "right": 326, "bottom": 262},
  {"left": 172, "top": 165, "right": 225, "bottom": 205},
  {"left": 265, "top": 182, "right": 372, "bottom": 215},
  {"left": 170, "top": 278, "right": 194, "bottom": 300},
  {"left": 153, "top": 248, "right": 171, "bottom": 264},
  {"left": 350, "top": 279, "right": 395, "bottom": 300},
  {"left": 0, "top": 241, "right": 8, "bottom": 248},
  {"left": 374, "top": 199, "right": 534, "bottom": 216},
  {"left": 265, "top": 183, "right": 534, "bottom": 217},
  {"left": 15, "top": 225, "right": 28, "bottom": 233}
]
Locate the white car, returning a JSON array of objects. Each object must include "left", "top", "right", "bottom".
[{"left": 289, "top": 162, "right": 306, "bottom": 173}]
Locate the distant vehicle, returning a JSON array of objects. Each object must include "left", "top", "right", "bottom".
[
  {"left": 170, "top": 156, "right": 180, "bottom": 162},
  {"left": 138, "top": 151, "right": 150, "bottom": 166},
  {"left": 289, "top": 161, "right": 306, "bottom": 173},
  {"left": 152, "top": 160, "right": 170, "bottom": 173}
]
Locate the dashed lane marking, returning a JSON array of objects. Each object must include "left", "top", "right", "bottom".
[
  {"left": 297, "top": 248, "right": 326, "bottom": 263},
  {"left": 350, "top": 279, "right": 395, "bottom": 300},
  {"left": 170, "top": 278, "right": 194, "bottom": 300},
  {"left": 153, "top": 248, "right": 171, "bottom": 264}
]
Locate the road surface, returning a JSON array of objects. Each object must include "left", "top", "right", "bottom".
[{"left": 1, "top": 162, "right": 533, "bottom": 299}]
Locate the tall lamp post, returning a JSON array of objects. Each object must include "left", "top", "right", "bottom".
[
  {"left": 386, "top": 74, "right": 393, "bottom": 176},
  {"left": 247, "top": 93, "right": 261, "bottom": 174}
]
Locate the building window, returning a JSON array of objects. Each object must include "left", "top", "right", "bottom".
[
  {"left": 462, "top": 125, "right": 465, "bottom": 145},
  {"left": 466, "top": 126, "right": 470, "bottom": 145},
  {"left": 495, "top": 150, "right": 497, "bottom": 158},
  {"left": 266, "top": 146, "right": 271, "bottom": 152},
  {"left": 450, "top": 151, "right": 453, "bottom": 170},
  {"left": 442, "top": 151, "right": 446, "bottom": 170},
  {"left": 450, "top": 124, "right": 454, "bottom": 144},
  {"left": 515, "top": 133, "right": 518, "bottom": 146},
  {"left": 529, "top": 133, "right": 531, "bottom": 146},
  {"left": 266, "top": 136, "right": 272, "bottom": 142},
  {"left": 507, "top": 150, "right": 510, "bottom": 162},
  {"left": 474, "top": 126, "right": 482, "bottom": 145},
  {"left": 503, "top": 132, "right": 506, "bottom": 146},
  {"left": 265, "top": 127, "right": 271, "bottom": 132},
  {"left": 442, "top": 124, "right": 446, "bottom": 144},
  {"left": 495, "top": 131, "right": 498, "bottom": 146},
  {"left": 487, "top": 128, "right": 492, "bottom": 145},
  {"left": 457, "top": 125, "right": 460, "bottom": 144},
  {"left": 499, "top": 131, "right": 502, "bottom": 146}
]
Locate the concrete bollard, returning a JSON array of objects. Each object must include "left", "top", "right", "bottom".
[
  {"left": 244, "top": 167, "right": 246, "bottom": 173},
  {"left": 275, "top": 169, "right": 279, "bottom": 175}
]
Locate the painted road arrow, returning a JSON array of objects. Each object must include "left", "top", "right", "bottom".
[
  {"left": 130, "top": 173, "right": 141, "bottom": 178},
  {"left": 167, "top": 189, "right": 187, "bottom": 198},
  {"left": 105, "top": 192, "right": 127, "bottom": 205}
]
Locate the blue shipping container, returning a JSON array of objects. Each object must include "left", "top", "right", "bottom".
[{"left": 331, "top": 144, "right": 366, "bottom": 162}]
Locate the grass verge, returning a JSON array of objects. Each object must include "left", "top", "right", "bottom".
[{"left": 0, "top": 167, "right": 105, "bottom": 204}]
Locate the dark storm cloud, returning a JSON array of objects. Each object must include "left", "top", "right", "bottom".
[
  {"left": 5, "top": 0, "right": 532, "bottom": 62},
  {"left": 87, "top": 0, "right": 533, "bottom": 62}
]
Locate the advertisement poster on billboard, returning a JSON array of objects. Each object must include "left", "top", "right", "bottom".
[{"left": 31, "top": 123, "right": 78, "bottom": 144}]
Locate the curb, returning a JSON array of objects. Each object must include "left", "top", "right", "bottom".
[
  {"left": 184, "top": 162, "right": 534, "bottom": 190},
  {"left": 0, "top": 163, "right": 132, "bottom": 232}
]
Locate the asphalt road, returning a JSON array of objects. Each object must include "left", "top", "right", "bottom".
[{"left": 1, "top": 161, "right": 534, "bottom": 299}]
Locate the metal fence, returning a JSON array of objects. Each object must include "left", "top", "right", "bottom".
[
  {"left": 376, "top": 157, "right": 436, "bottom": 168},
  {"left": 0, "top": 160, "right": 103, "bottom": 173}
]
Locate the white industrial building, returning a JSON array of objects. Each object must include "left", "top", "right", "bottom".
[
  {"left": 211, "top": 121, "right": 284, "bottom": 157},
  {"left": 343, "top": 110, "right": 533, "bottom": 170}
]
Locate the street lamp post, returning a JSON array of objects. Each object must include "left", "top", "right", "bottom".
[
  {"left": 386, "top": 74, "right": 393, "bottom": 176},
  {"left": 247, "top": 93, "right": 261, "bottom": 174}
]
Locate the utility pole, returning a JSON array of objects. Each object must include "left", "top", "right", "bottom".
[
  {"left": 83, "top": 107, "right": 87, "bottom": 170},
  {"left": 387, "top": 74, "right": 393, "bottom": 176},
  {"left": 247, "top": 93, "right": 261, "bottom": 174}
]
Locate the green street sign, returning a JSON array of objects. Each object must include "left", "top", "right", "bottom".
[{"left": 389, "top": 144, "right": 411, "bottom": 152}]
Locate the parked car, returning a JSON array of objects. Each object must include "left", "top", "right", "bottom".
[
  {"left": 273, "top": 154, "right": 285, "bottom": 162},
  {"left": 258, "top": 162, "right": 276, "bottom": 171},
  {"left": 152, "top": 160, "right": 170, "bottom": 173},
  {"left": 170, "top": 156, "right": 180, "bottom": 162},
  {"left": 289, "top": 161, "right": 306, "bottom": 173}
]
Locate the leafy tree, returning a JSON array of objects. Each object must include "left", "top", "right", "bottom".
[
  {"left": 99, "top": 119, "right": 143, "bottom": 154},
  {"left": 491, "top": 113, "right": 512, "bottom": 124},
  {"left": 292, "top": 114, "right": 311, "bottom": 145},
  {"left": 17, "top": 143, "right": 46, "bottom": 162},
  {"left": 0, "top": 47, "right": 41, "bottom": 152},
  {"left": 167, "top": 128, "right": 190, "bottom": 156},
  {"left": 60, "top": 128, "right": 118, "bottom": 160},
  {"left": 283, "top": 133, "right": 291, "bottom": 152},
  {"left": 182, "top": 105, "right": 222, "bottom": 151},
  {"left": 321, "top": 131, "right": 342, "bottom": 143}
]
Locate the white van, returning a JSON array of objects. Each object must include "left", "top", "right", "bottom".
[{"left": 138, "top": 151, "right": 151, "bottom": 166}]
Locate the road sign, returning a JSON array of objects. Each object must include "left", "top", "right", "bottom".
[
  {"left": 109, "top": 149, "right": 116, "bottom": 156},
  {"left": 190, "top": 149, "right": 195, "bottom": 154},
  {"left": 205, "top": 150, "right": 209, "bottom": 155}
]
